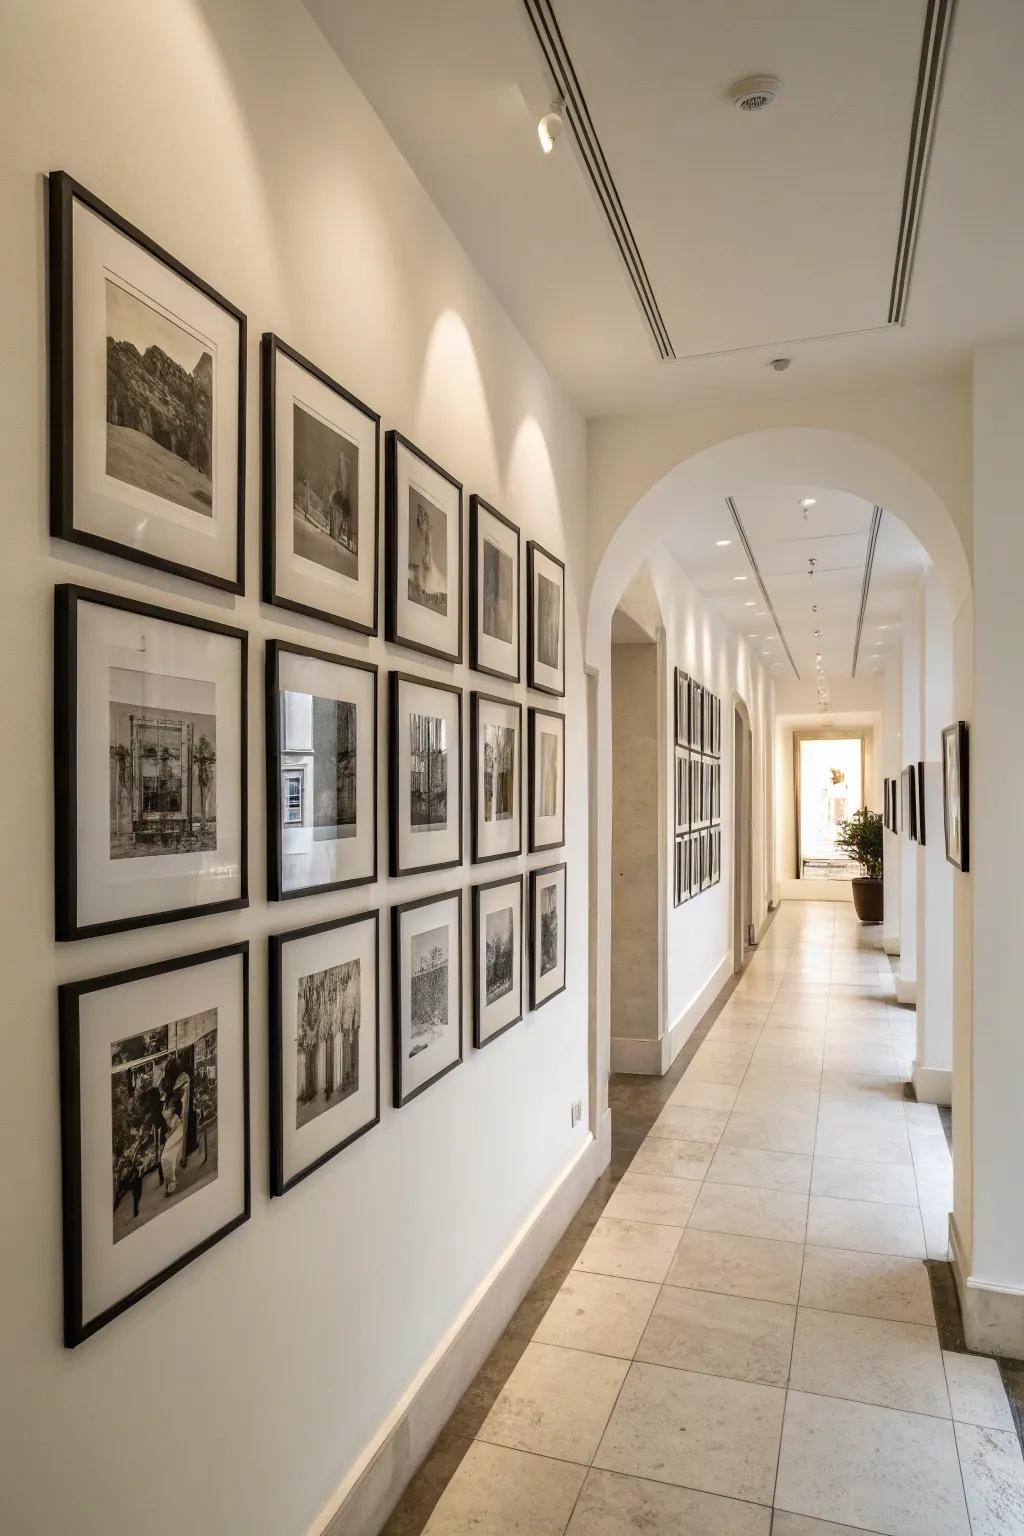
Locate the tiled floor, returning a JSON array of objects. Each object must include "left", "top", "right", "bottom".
[{"left": 386, "top": 902, "right": 1024, "bottom": 1536}]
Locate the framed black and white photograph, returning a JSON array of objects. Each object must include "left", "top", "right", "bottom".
[
  {"left": 688, "top": 832, "right": 702, "bottom": 898},
  {"left": 48, "top": 173, "right": 245, "bottom": 593},
  {"left": 674, "top": 747, "right": 690, "bottom": 833},
  {"left": 472, "top": 876, "right": 523, "bottom": 1049},
  {"left": 529, "top": 863, "right": 567, "bottom": 1010},
  {"left": 266, "top": 641, "right": 377, "bottom": 901},
  {"left": 55, "top": 585, "right": 247, "bottom": 941},
  {"left": 711, "top": 826, "right": 722, "bottom": 885},
  {"left": 917, "top": 759, "right": 927, "bottom": 847},
  {"left": 687, "top": 679, "right": 703, "bottom": 750},
  {"left": 389, "top": 672, "right": 463, "bottom": 877},
  {"left": 261, "top": 335, "right": 379, "bottom": 635},
  {"left": 883, "top": 777, "right": 892, "bottom": 832},
  {"left": 469, "top": 496, "right": 520, "bottom": 682},
  {"left": 942, "top": 722, "right": 969, "bottom": 872},
  {"left": 526, "top": 542, "right": 565, "bottom": 697},
  {"left": 528, "top": 706, "right": 565, "bottom": 853},
  {"left": 392, "top": 889, "right": 463, "bottom": 1106},
  {"left": 385, "top": 431, "right": 463, "bottom": 663},
  {"left": 59, "top": 942, "right": 249, "bottom": 1346},
  {"left": 674, "top": 836, "right": 689, "bottom": 907},
  {"left": 674, "top": 669, "right": 690, "bottom": 748},
  {"left": 700, "top": 827, "right": 713, "bottom": 890},
  {"left": 471, "top": 693, "right": 522, "bottom": 864},
  {"left": 901, "top": 764, "right": 918, "bottom": 841},
  {"left": 269, "top": 909, "right": 379, "bottom": 1195}
]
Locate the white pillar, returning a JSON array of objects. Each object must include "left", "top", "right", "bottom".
[
  {"left": 912, "top": 569, "right": 954, "bottom": 1105},
  {"left": 952, "top": 337, "right": 1024, "bottom": 1355},
  {"left": 896, "top": 590, "right": 921, "bottom": 1004},
  {"left": 882, "top": 657, "right": 902, "bottom": 957}
]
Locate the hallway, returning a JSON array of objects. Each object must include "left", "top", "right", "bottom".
[{"left": 409, "top": 902, "right": 1021, "bottom": 1536}]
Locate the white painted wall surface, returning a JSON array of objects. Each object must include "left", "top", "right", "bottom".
[
  {"left": 882, "top": 659, "right": 903, "bottom": 954},
  {"left": 0, "top": 3, "right": 590, "bottom": 1532},
  {"left": 897, "top": 589, "right": 922, "bottom": 1000}
]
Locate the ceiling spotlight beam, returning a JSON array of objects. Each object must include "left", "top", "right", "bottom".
[
  {"left": 851, "top": 506, "right": 884, "bottom": 678},
  {"left": 725, "top": 496, "right": 801, "bottom": 680},
  {"left": 521, "top": 0, "right": 675, "bottom": 360}
]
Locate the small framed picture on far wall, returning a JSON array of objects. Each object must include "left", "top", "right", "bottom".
[
  {"left": 527, "top": 541, "right": 565, "bottom": 696},
  {"left": 941, "top": 721, "right": 969, "bottom": 871},
  {"left": 471, "top": 692, "right": 522, "bottom": 863},
  {"left": 529, "top": 863, "right": 567, "bottom": 1010},
  {"left": 385, "top": 431, "right": 463, "bottom": 664},
  {"left": 469, "top": 496, "right": 520, "bottom": 682},
  {"left": 528, "top": 707, "right": 565, "bottom": 852},
  {"left": 392, "top": 889, "right": 463, "bottom": 1107},
  {"left": 472, "top": 875, "right": 524, "bottom": 1048}
]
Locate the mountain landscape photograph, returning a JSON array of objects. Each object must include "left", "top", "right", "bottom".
[{"left": 105, "top": 279, "right": 214, "bottom": 516}]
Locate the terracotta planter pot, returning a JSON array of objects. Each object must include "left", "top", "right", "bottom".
[{"left": 851, "top": 877, "right": 883, "bottom": 924}]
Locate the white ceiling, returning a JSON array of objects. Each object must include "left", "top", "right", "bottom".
[
  {"left": 662, "top": 486, "right": 928, "bottom": 681},
  {"left": 307, "top": 0, "right": 1024, "bottom": 414}
]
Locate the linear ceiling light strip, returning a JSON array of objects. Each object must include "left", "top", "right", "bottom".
[
  {"left": 851, "top": 506, "right": 884, "bottom": 678},
  {"left": 522, "top": 0, "right": 676, "bottom": 359},
  {"left": 725, "top": 496, "right": 801, "bottom": 680},
  {"left": 888, "top": 0, "right": 956, "bottom": 324}
]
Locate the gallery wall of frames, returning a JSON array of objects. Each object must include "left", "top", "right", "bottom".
[
  {"left": 672, "top": 667, "right": 724, "bottom": 908},
  {"left": 883, "top": 725, "right": 969, "bottom": 873},
  {"left": 47, "top": 171, "right": 574, "bottom": 1346}
]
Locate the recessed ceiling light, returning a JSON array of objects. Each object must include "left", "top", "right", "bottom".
[
  {"left": 744, "top": 600, "right": 756, "bottom": 607},
  {"left": 715, "top": 539, "right": 732, "bottom": 547},
  {"left": 755, "top": 610, "right": 767, "bottom": 616},
  {"left": 733, "top": 575, "right": 748, "bottom": 582},
  {"left": 800, "top": 497, "right": 816, "bottom": 509}
]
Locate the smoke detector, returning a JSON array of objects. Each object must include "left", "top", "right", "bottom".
[{"left": 731, "top": 75, "right": 782, "bottom": 112}]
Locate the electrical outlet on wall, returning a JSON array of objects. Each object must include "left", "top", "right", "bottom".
[{"left": 570, "top": 1101, "right": 582, "bottom": 1127}]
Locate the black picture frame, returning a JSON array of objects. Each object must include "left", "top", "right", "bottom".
[
  {"left": 472, "top": 874, "right": 524, "bottom": 1049},
  {"left": 883, "top": 777, "right": 892, "bottom": 832},
  {"left": 261, "top": 333, "right": 380, "bottom": 635},
  {"left": 526, "top": 540, "right": 566, "bottom": 697},
  {"left": 54, "top": 584, "right": 248, "bottom": 941},
  {"left": 48, "top": 171, "right": 246, "bottom": 594},
  {"left": 941, "top": 721, "right": 970, "bottom": 872},
  {"left": 470, "top": 691, "right": 523, "bottom": 864},
  {"left": 674, "top": 746, "right": 690, "bottom": 833},
  {"left": 688, "top": 831, "right": 702, "bottom": 898},
  {"left": 268, "top": 909, "right": 380, "bottom": 1195},
  {"left": 385, "top": 430, "right": 463, "bottom": 664},
  {"left": 901, "top": 765, "right": 918, "bottom": 841},
  {"left": 687, "top": 679, "right": 703, "bottom": 750},
  {"left": 265, "top": 639, "right": 378, "bottom": 901},
  {"left": 889, "top": 777, "right": 899, "bottom": 833},
  {"left": 917, "top": 760, "right": 927, "bottom": 847},
  {"left": 529, "top": 862, "right": 567, "bottom": 1010},
  {"left": 674, "top": 669, "right": 690, "bottom": 748},
  {"left": 59, "top": 941, "right": 250, "bottom": 1347},
  {"left": 391, "top": 888, "right": 464, "bottom": 1107},
  {"left": 528, "top": 705, "right": 566, "bottom": 853},
  {"left": 388, "top": 671, "right": 464, "bottom": 878},
  {"left": 674, "top": 835, "right": 689, "bottom": 907},
  {"left": 469, "top": 495, "right": 521, "bottom": 682}
]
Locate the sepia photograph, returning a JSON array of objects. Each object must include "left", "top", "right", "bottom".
[
  {"left": 537, "top": 571, "right": 560, "bottom": 669},
  {"left": 529, "top": 864, "right": 566, "bottom": 1009},
  {"left": 483, "top": 722, "right": 515, "bottom": 823},
  {"left": 109, "top": 667, "right": 217, "bottom": 860},
  {"left": 410, "top": 712, "right": 448, "bottom": 833},
  {"left": 292, "top": 402, "right": 359, "bottom": 579},
  {"left": 527, "top": 543, "right": 565, "bottom": 695},
  {"left": 540, "top": 730, "right": 559, "bottom": 818},
  {"left": 539, "top": 883, "right": 559, "bottom": 977},
  {"left": 111, "top": 1009, "right": 219, "bottom": 1243},
  {"left": 409, "top": 925, "right": 450, "bottom": 1058},
  {"left": 105, "top": 280, "right": 214, "bottom": 518},
  {"left": 408, "top": 487, "right": 448, "bottom": 615},
  {"left": 483, "top": 538, "right": 514, "bottom": 643},
  {"left": 485, "top": 905, "right": 515, "bottom": 1005},
  {"left": 529, "top": 707, "right": 565, "bottom": 853},
  {"left": 295, "top": 959, "right": 361, "bottom": 1129}
]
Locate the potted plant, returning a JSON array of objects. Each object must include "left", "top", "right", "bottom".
[{"left": 835, "top": 806, "right": 884, "bottom": 923}]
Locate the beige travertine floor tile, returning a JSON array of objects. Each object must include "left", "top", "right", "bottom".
[
  {"left": 942, "top": 1351, "right": 1015, "bottom": 1431},
  {"left": 478, "top": 1341, "right": 627, "bottom": 1463},
  {"left": 421, "top": 1441, "right": 585, "bottom": 1536},
  {"left": 707, "top": 1143, "right": 812, "bottom": 1194},
  {"left": 565, "top": 1468, "right": 771, "bottom": 1535},
  {"left": 790, "top": 1307, "right": 949, "bottom": 1417},
  {"left": 629, "top": 1137, "right": 716, "bottom": 1181},
  {"left": 650, "top": 1104, "right": 730, "bottom": 1143},
  {"left": 667, "top": 1078, "right": 739, "bottom": 1111},
  {"left": 807, "top": 1196, "right": 926, "bottom": 1258},
  {"left": 799, "top": 1245, "right": 935, "bottom": 1325},
  {"left": 722, "top": 1108, "right": 818, "bottom": 1157},
  {"left": 775, "top": 1392, "right": 970, "bottom": 1536},
  {"left": 594, "top": 1361, "right": 785, "bottom": 1505},
  {"left": 666, "top": 1227, "right": 804, "bottom": 1305},
  {"left": 604, "top": 1173, "right": 701, "bottom": 1228},
  {"left": 813, "top": 1119, "right": 912, "bottom": 1166},
  {"left": 533, "top": 1270, "right": 659, "bottom": 1360},
  {"left": 811, "top": 1156, "right": 918, "bottom": 1206},
  {"left": 637, "top": 1283, "right": 795, "bottom": 1386},
  {"left": 954, "top": 1422, "right": 1024, "bottom": 1535},
  {"left": 770, "top": 1515, "right": 883, "bottom": 1536},
  {"left": 574, "top": 1217, "right": 682, "bottom": 1283},
  {"left": 689, "top": 1182, "right": 808, "bottom": 1244}
]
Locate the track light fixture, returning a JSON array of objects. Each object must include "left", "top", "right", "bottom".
[{"left": 537, "top": 100, "right": 564, "bottom": 154}]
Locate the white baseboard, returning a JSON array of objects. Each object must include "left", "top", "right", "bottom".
[
  {"left": 883, "top": 935, "right": 900, "bottom": 956},
  {"left": 911, "top": 1061, "right": 953, "bottom": 1107},
  {"left": 312, "top": 1116, "right": 611, "bottom": 1536},
  {"left": 896, "top": 975, "right": 917, "bottom": 1005},
  {"left": 610, "top": 1035, "right": 662, "bottom": 1075},
  {"left": 664, "top": 952, "right": 733, "bottom": 1070},
  {"left": 950, "top": 1213, "right": 1024, "bottom": 1357}
]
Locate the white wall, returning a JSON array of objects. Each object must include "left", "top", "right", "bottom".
[
  {"left": 0, "top": 3, "right": 591, "bottom": 1532},
  {"left": 882, "top": 658, "right": 903, "bottom": 954},
  {"left": 897, "top": 590, "right": 923, "bottom": 1002}
]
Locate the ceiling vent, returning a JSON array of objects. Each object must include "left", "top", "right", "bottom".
[{"left": 731, "top": 75, "right": 782, "bottom": 112}]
